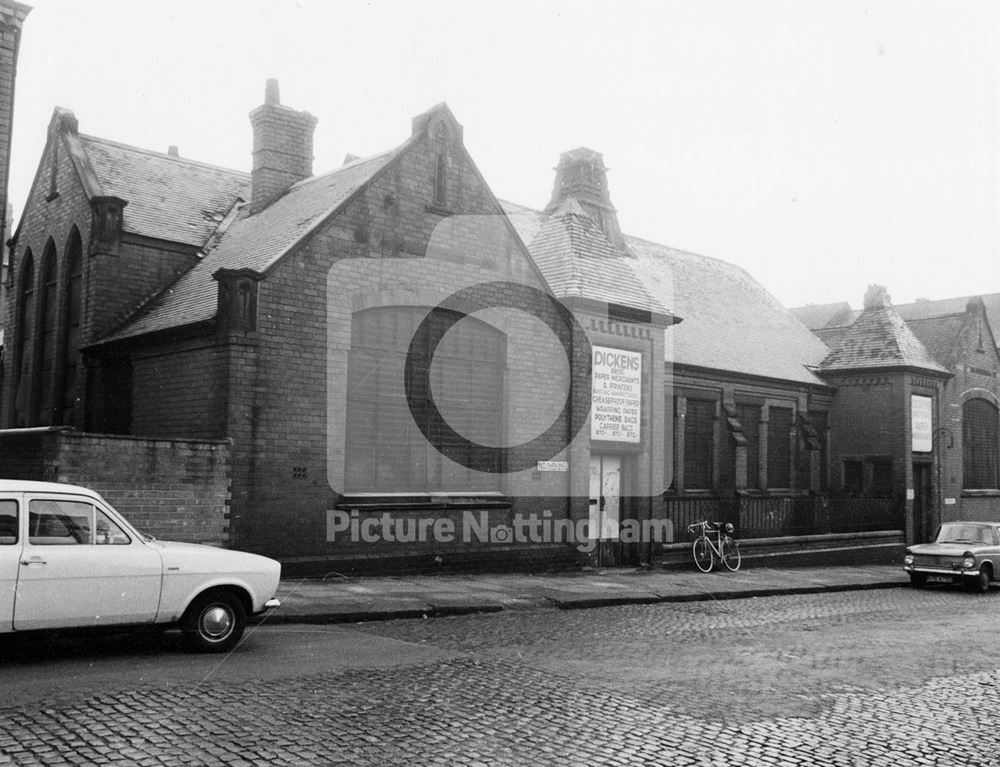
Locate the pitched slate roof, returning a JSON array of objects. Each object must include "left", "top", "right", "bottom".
[
  {"left": 503, "top": 201, "right": 829, "bottom": 385},
  {"left": 101, "top": 148, "right": 404, "bottom": 342},
  {"left": 789, "top": 301, "right": 854, "bottom": 330},
  {"left": 628, "top": 237, "right": 829, "bottom": 384},
  {"left": 503, "top": 201, "right": 669, "bottom": 319},
  {"left": 904, "top": 313, "right": 968, "bottom": 369},
  {"left": 77, "top": 135, "right": 250, "bottom": 248},
  {"left": 819, "top": 304, "right": 948, "bottom": 374}
]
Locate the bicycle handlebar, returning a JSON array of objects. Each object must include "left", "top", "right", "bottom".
[{"left": 687, "top": 520, "right": 734, "bottom": 534}]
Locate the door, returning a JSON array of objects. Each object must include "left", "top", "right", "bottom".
[
  {"left": 589, "top": 455, "right": 621, "bottom": 565},
  {"left": 13, "top": 494, "right": 162, "bottom": 631},
  {"left": 913, "top": 462, "right": 933, "bottom": 543},
  {"left": 0, "top": 497, "right": 20, "bottom": 631}
]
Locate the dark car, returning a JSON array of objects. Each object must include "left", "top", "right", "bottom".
[{"left": 903, "top": 521, "right": 1000, "bottom": 592}]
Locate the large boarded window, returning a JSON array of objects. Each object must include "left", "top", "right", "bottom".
[
  {"left": 737, "top": 403, "right": 761, "bottom": 489},
  {"left": 59, "top": 228, "right": 83, "bottom": 424},
  {"left": 13, "top": 251, "right": 34, "bottom": 427},
  {"left": 345, "top": 307, "right": 505, "bottom": 492},
  {"left": 767, "top": 406, "right": 793, "bottom": 489},
  {"left": 36, "top": 241, "right": 58, "bottom": 425},
  {"left": 963, "top": 398, "right": 999, "bottom": 490},
  {"left": 683, "top": 398, "right": 715, "bottom": 490}
]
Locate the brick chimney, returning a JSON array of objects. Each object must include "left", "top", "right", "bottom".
[
  {"left": 248, "top": 79, "right": 318, "bottom": 214},
  {"left": 545, "top": 148, "right": 626, "bottom": 252},
  {"left": 863, "top": 284, "right": 892, "bottom": 310}
]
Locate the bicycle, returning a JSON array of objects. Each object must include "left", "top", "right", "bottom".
[{"left": 687, "top": 520, "right": 741, "bottom": 572}]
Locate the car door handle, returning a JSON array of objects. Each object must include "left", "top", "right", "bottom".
[{"left": 20, "top": 558, "right": 46, "bottom": 566}]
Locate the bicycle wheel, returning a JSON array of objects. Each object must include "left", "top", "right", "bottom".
[
  {"left": 692, "top": 536, "right": 714, "bottom": 572},
  {"left": 721, "top": 535, "right": 741, "bottom": 571}
]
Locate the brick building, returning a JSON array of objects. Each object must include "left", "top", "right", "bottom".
[
  {"left": 0, "top": 0, "right": 28, "bottom": 348},
  {"left": 2, "top": 81, "right": 889, "bottom": 572},
  {"left": 794, "top": 288, "right": 1000, "bottom": 542}
]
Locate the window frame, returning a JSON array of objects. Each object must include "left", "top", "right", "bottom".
[{"left": 962, "top": 397, "right": 999, "bottom": 491}]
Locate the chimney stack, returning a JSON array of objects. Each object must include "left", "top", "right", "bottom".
[{"left": 249, "top": 79, "right": 318, "bottom": 214}]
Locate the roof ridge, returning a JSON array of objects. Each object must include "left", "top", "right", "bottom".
[
  {"left": 78, "top": 133, "right": 250, "bottom": 177},
  {"left": 286, "top": 147, "right": 399, "bottom": 191},
  {"left": 905, "top": 311, "right": 968, "bottom": 323}
]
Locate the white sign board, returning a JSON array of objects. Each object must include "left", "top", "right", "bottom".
[
  {"left": 537, "top": 461, "right": 568, "bottom": 472},
  {"left": 591, "top": 346, "right": 642, "bottom": 442},
  {"left": 911, "top": 395, "right": 933, "bottom": 453}
]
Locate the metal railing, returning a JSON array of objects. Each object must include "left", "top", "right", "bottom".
[{"left": 661, "top": 495, "right": 904, "bottom": 541}]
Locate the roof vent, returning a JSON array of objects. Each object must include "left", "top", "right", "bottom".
[
  {"left": 167, "top": 145, "right": 179, "bottom": 158},
  {"left": 545, "top": 148, "right": 626, "bottom": 253}
]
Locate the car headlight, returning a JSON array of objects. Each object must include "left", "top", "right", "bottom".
[
  {"left": 962, "top": 554, "right": 976, "bottom": 569},
  {"left": 903, "top": 554, "right": 914, "bottom": 565}
]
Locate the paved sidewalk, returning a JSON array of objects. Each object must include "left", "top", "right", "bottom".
[{"left": 267, "top": 564, "right": 910, "bottom": 625}]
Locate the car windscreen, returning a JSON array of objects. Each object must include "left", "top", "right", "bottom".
[{"left": 936, "top": 524, "right": 994, "bottom": 544}]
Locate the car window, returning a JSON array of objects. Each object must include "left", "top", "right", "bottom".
[
  {"left": 94, "top": 507, "right": 131, "bottom": 545},
  {"left": 0, "top": 500, "right": 17, "bottom": 544},
  {"left": 29, "top": 499, "right": 92, "bottom": 545},
  {"left": 28, "top": 499, "right": 132, "bottom": 545}
]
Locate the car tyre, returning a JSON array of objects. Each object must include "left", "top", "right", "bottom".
[
  {"left": 181, "top": 591, "right": 246, "bottom": 653},
  {"left": 909, "top": 572, "right": 927, "bottom": 589},
  {"left": 968, "top": 568, "right": 991, "bottom": 594}
]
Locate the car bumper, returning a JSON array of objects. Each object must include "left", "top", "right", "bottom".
[
  {"left": 251, "top": 598, "right": 281, "bottom": 616},
  {"left": 904, "top": 564, "right": 980, "bottom": 577}
]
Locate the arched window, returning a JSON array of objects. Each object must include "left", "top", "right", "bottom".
[
  {"left": 13, "top": 251, "right": 35, "bottom": 426},
  {"left": 35, "top": 240, "right": 58, "bottom": 425},
  {"left": 345, "top": 307, "right": 505, "bottom": 492},
  {"left": 963, "top": 398, "right": 999, "bottom": 490},
  {"left": 59, "top": 228, "right": 83, "bottom": 424}
]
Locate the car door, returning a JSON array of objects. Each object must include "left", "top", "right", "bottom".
[
  {"left": 13, "top": 493, "right": 163, "bottom": 631},
  {"left": 0, "top": 494, "right": 21, "bottom": 631}
]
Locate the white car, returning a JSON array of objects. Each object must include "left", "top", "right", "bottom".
[{"left": 0, "top": 480, "right": 281, "bottom": 652}]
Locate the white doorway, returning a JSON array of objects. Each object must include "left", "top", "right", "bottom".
[{"left": 589, "top": 454, "right": 621, "bottom": 541}]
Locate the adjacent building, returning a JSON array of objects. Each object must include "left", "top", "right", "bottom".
[{"left": 793, "top": 289, "right": 1000, "bottom": 539}]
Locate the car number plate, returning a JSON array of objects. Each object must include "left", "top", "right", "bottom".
[{"left": 927, "top": 574, "right": 955, "bottom": 583}]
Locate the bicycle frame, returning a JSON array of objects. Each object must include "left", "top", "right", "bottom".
[{"left": 687, "top": 520, "right": 741, "bottom": 573}]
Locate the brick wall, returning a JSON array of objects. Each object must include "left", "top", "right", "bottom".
[
  {"left": 1, "top": 127, "right": 92, "bottom": 428},
  {"left": 0, "top": 428, "right": 231, "bottom": 544},
  {"left": 0, "top": 2, "right": 28, "bottom": 274},
  {"left": 131, "top": 338, "right": 228, "bottom": 439},
  {"left": 225, "top": 108, "right": 591, "bottom": 565}
]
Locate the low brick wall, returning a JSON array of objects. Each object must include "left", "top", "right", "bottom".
[{"left": 0, "top": 427, "right": 231, "bottom": 545}]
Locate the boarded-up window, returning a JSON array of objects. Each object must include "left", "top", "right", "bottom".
[
  {"left": 737, "top": 403, "right": 761, "bottom": 489},
  {"left": 767, "top": 406, "right": 793, "bottom": 489},
  {"left": 13, "top": 251, "right": 34, "bottom": 427},
  {"left": 871, "top": 460, "right": 893, "bottom": 497},
  {"left": 346, "top": 307, "right": 504, "bottom": 493},
  {"left": 683, "top": 398, "right": 715, "bottom": 490},
  {"left": 60, "top": 229, "right": 83, "bottom": 424},
  {"left": 812, "top": 411, "right": 829, "bottom": 492},
  {"left": 37, "top": 242, "right": 58, "bottom": 425},
  {"left": 843, "top": 460, "right": 863, "bottom": 496},
  {"left": 963, "top": 398, "right": 999, "bottom": 489}
]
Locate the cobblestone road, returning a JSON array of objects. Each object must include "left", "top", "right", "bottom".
[{"left": 2, "top": 587, "right": 1000, "bottom": 765}]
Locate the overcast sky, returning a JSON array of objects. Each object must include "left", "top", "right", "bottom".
[{"left": 8, "top": 0, "right": 999, "bottom": 309}]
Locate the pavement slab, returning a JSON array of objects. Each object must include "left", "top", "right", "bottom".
[{"left": 271, "top": 565, "right": 909, "bottom": 624}]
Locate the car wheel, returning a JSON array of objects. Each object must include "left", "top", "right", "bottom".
[
  {"left": 969, "top": 569, "right": 991, "bottom": 594},
  {"left": 909, "top": 572, "right": 927, "bottom": 588},
  {"left": 181, "top": 591, "right": 246, "bottom": 653}
]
